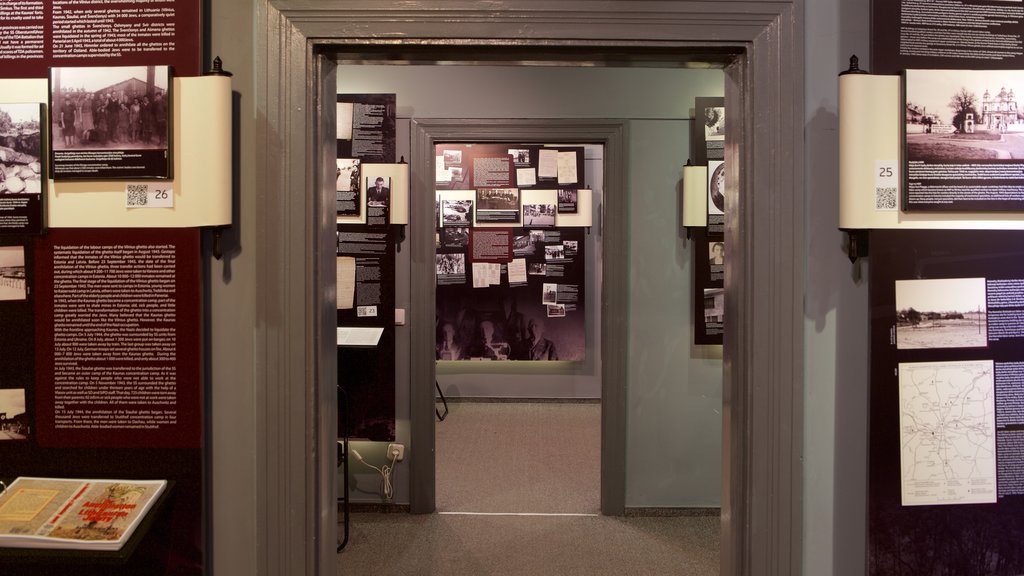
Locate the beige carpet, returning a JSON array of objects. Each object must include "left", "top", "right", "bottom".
[
  {"left": 435, "top": 401, "right": 601, "bottom": 514},
  {"left": 339, "top": 401, "right": 720, "bottom": 575},
  {"left": 338, "top": 512, "right": 719, "bottom": 576}
]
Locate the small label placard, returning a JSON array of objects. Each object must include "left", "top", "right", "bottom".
[
  {"left": 874, "top": 160, "right": 898, "bottom": 211},
  {"left": 126, "top": 183, "right": 174, "bottom": 209},
  {"left": 356, "top": 305, "right": 378, "bottom": 317}
]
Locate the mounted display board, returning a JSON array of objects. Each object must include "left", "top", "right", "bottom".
[
  {"left": 0, "top": 0, "right": 202, "bottom": 79},
  {"left": 873, "top": 1, "right": 1024, "bottom": 75},
  {"left": 336, "top": 94, "right": 396, "bottom": 164},
  {"left": 334, "top": 97, "right": 399, "bottom": 441},
  {"left": 868, "top": 229, "right": 1024, "bottom": 575},
  {"left": 434, "top": 143, "right": 587, "bottom": 362},
  {"left": 0, "top": 2, "right": 208, "bottom": 573},
  {"left": 692, "top": 97, "right": 725, "bottom": 345},
  {"left": 0, "top": 228, "right": 203, "bottom": 575}
]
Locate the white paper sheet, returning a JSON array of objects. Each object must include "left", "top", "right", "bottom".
[
  {"left": 516, "top": 167, "right": 537, "bottom": 187},
  {"left": 557, "top": 151, "right": 578, "bottom": 184},
  {"left": 336, "top": 256, "right": 355, "bottom": 309},
  {"left": 508, "top": 258, "right": 527, "bottom": 284},
  {"left": 538, "top": 149, "right": 558, "bottom": 178},
  {"left": 336, "top": 326, "right": 384, "bottom": 347}
]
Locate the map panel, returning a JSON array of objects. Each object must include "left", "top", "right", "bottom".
[{"left": 899, "top": 359, "right": 997, "bottom": 506}]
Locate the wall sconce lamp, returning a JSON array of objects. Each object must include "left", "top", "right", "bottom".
[{"left": 681, "top": 159, "right": 708, "bottom": 239}]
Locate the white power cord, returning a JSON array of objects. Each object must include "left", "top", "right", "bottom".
[{"left": 346, "top": 445, "right": 398, "bottom": 501}]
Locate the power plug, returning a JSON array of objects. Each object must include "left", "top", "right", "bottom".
[{"left": 387, "top": 443, "right": 404, "bottom": 462}]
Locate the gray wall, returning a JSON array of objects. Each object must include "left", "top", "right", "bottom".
[
  {"left": 803, "top": 0, "right": 871, "bottom": 574},
  {"left": 337, "top": 64, "right": 724, "bottom": 507}
]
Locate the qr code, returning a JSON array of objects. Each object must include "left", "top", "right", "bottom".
[
  {"left": 876, "top": 186, "right": 897, "bottom": 210},
  {"left": 127, "top": 184, "right": 149, "bottom": 206}
]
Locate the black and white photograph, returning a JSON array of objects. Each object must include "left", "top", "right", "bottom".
[
  {"left": 335, "top": 158, "right": 360, "bottom": 217},
  {"left": 704, "top": 288, "right": 724, "bottom": 325},
  {"left": 528, "top": 262, "right": 547, "bottom": 276},
  {"left": 436, "top": 253, "right": 466, "bottom": 276},
  {"left": 704, "top": 106, "right": 725, "bottom": 140},
  {"left": 512, "top": 234, "right": 535, "bottom": 256},
  {"left": 542, "top": 282, "right": 557, "bottom": 305},
  {"left": 0, "top": 245, "right": 27, "bottom": 301},
  {"left": 442, "top": 149, "right": 462, "bottom": 166},
  {"left": 442, "top": 199, "right": 473, "bottom": 226},
  {"left": 544, "top": 244, "right": 566, "bottom": 261},
  {"left": 557, "top": 188, "right": 578, "bottom": 214},
  {"left": 366, "top": 175, "right": 390, "bottom": 208},
  {"left": 508, "top": 148, "right": 531, "bottom": 166},
  {"left": 708, "top": 160, "right": 725, "bottom": 215},
  {"left": 0, "top": 103, "right": 43, "bottom": 195},
  {"left": 905, "top": 69, "right": 1024, "bottom": 161},
  {"left": 443, "top": 226, "right": 469, "bottom": 248},
  {"left": 522, "top": 203, "right": 555, "bottom": 227},
  {"left": 895, "top": 277, "right": 987, "bottom": 350},
  {"left": 476, "top": 187, "right": 520, "bottom": 223},
  {"left": 50, "top": 65, "right": 171, "bottom": 179},
  {"left": 546, "top": 304, "right": 566, "bottom": 318},
  {"left": 905, "top": 69, "right": 1024, "bottom": 210},
  {"left": 709, "top": 241, "right": 725, "bottom": 265},
  {"left": 0, "top": 388, "right": 28, "bottom": 441}
]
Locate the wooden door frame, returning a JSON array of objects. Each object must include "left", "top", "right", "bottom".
[{"left": 252, "top": 2, "right": 804, "bottom": 575}]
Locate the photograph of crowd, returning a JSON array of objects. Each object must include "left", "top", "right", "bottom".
[
  {"left": 50, "top": 66, "right": 170, "bottom": 151},
  {"left": 436, "top": 253, "right": 466, "bottom": 276},
  {"left": 523, "top": 203, "right": 555, "bottom": 226},
  {"left": 436, "top": 305, "right": 563, "bottom": 361},
  {"left": 0, "top": 103, "right": 42, "bottom": 195}
]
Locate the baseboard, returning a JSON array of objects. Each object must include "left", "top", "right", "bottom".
[
  {"left": 439, "top": 396, "right": 600, "bottom": 404},
  {"left": 341, "top": 502, "right": 411, "bottom": 514},
  {"left": 624, "top": 507, "right": 720, "bottom": 517}
]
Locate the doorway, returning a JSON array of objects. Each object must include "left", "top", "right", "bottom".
[{"left": 247, "top": 4, "right": 806, "bottom": 574}]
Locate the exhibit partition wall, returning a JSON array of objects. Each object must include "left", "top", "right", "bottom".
[{"left": 234, "top": 3, "right": 804, "bottom": 576}]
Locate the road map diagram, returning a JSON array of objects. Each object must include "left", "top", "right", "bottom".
[{"left": 899, "top": 359, "right": 997, "bottom": 506}]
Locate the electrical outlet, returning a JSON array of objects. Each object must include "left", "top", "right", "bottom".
[{"left": 387, "top": 443, "right": 405, "bottom": 462}]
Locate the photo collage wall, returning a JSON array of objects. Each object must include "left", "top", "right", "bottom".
[
  {"left": 435, "top": 143, "right": 588, "bottom": 362},
  {"left": 692, "top": 96, "right": 725, "bottom": 345}
]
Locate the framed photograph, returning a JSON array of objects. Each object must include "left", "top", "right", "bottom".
[
  {"left": 704, "top": 106, "right": 725, "bottom": 140},
  {"left": 0, "top": 388, "right": 29, "bottom": 441},
  {"left": 905, "top": 69, "right": 1024, "bottom": 211},
  {"left": 707, "top": 160, "right": 725, "bottom": 215},
  {"left": 366, "top": 174, "right": 391, "bottom": 209},
  {"left": 522, "top": 203, "right": 555, "bottom": 227},
  {"left": 557, "top": 188, "right": 578, "bottom": 214},
  {"left": 49, "top": 65, "right": 172, "bottom": 180},
  {"left": 475, "top": 187, "right": 520, "bottom": 223},
  {"left": 0, "top": 102, "right": 45, "bottom": 234},
  {"left": 441, "top": 199, "right": 473, "bottom": 226},
  {"left": 335, "top": 159, "right": 361, "bottom": 217},
  {"left": 0, "top": 245, "right": 27, "bottom": 302},
  {"left": 895, "top": 277, "right": 987, "bottom": 350}
]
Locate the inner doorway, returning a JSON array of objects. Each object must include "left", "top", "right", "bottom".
[{"left": 431, "top": 139, "right": 606, "bottom": 515}]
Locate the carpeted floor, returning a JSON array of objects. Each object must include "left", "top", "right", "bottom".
[{"left": 338, "top": 401, "right": 720, "bottom": 575}]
